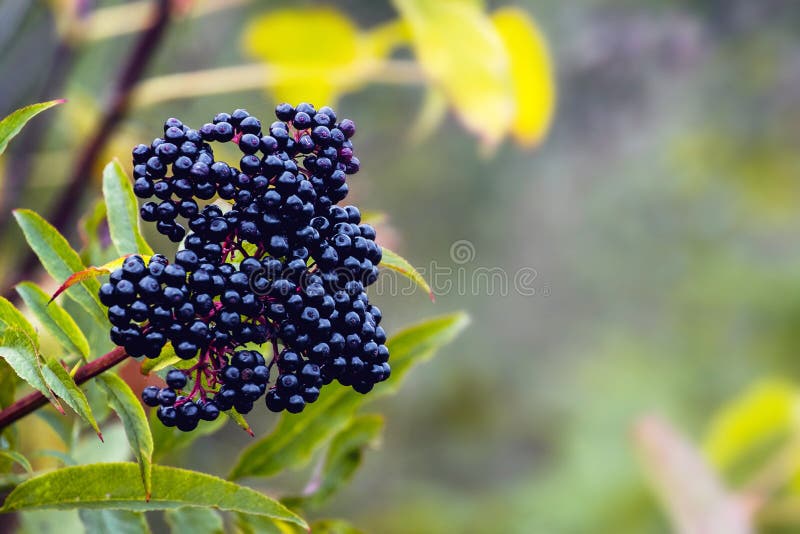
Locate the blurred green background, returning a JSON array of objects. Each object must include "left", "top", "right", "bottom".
[{"left": 3, "top": 0, "right": 800, "bottom": 532}]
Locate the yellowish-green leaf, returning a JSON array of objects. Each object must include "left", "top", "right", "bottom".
[
  {"left": 16, "top": 282, "right": 90, "bottom": 360},
  {"left": 242, "top": 7, "right": 387, "bottom": 105},
  {"left": 704, "top": 380, "right": 800, "bottom": 471},
  {"left": 0, "top": 462, "right": 307, "bottom": 529},
  {"left": 0, "top": 99, "right": 64, "bottom": 156},
  {"left": 102, "top": 160, "right": 153, "bottom": 256},
  {"left": 380, "top": 247, "right": 434, "bottom": 301},
  {"left": 0, "top": 450, "right": 32, "bottom": 474},
  {"left": 492, "top": 7, "right": 556, "bottom": 147},
  {"left": 0, "top": 297, "right": 37, "bottom": 345},
  {"left": 393, "top": 0, "right": 513, "bottom": 146},
  {"left": 13, "top": 209, "right": 107, "bottom": 328},
  {"left": 311, "top": 519, "right": 364, "bottom": 534},
  {"left": 40, "top": 357, "right": 101, "bottom": 438},
  {"left": 97, "top": 374, "right": 153, "bottom": 498},
  {"left": 139, "top": 343, "right": 182, "bottom": 375},
  {"left": 0, "top": 328, "right": 60, "bottom": 411}
]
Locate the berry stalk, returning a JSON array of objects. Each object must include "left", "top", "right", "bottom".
[{"left": 0, "top": 346, "right": 129, "bottom": 431}]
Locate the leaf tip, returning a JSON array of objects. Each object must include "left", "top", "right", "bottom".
[{"left": 97, "top": 431, "right": 104, "bottom": 443}]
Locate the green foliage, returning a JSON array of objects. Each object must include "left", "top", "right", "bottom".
[
  {"left": 40, "top": 357, "right": 100, "bottom": 438},
  {"left": 79, "top": 509, "right": 150, "bottom": 534},
  {"left": 150, "top": 408, "right": 225, "bottom": 462},
  {"left": 0, "top": 329, "right": 59, "bottom": 410},
  {"left": 13, "top": 209, "right": 107, "bottom": 328},
  {"left": 15, "top": 282, "right": 90, "bottom": 361},
  {"left": 96, "top": 374, "right": 153, "bottom": 496},
  {"left": 0, "top": 100, "right": 64, "bottom": 156},
  {"left": 0, "top": 463, "right": 307, "bottom": 528},
  {"left": 164, "top": 507, "right": 224, "bottom": 534},
  {"left": 380, "top": 247, "right": 434, "bottom": 300},
  {"left": 0, "top": 450, "right": 32, "bottom": 474},
  {"left": 101, "top": 160, "right": 153, "bottom": 256},
  {"left": 0, "top": 297, "right": 37, "bottom": 343}
]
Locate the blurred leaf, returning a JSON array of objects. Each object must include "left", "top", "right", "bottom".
[
  {"left": 242, "top": 7, "right": 386, "bottom": 105},
  {"left": 0, "top": 329, "right": 60, "bottom": 411},
  {"left": 228, "top": 385, "right": 361, "bottom": 480},
  {"left": 139, "top": 344, "right": 181, "bottom": 375},
  {"left": 311, "top": 519, "right": 364, "bottom": 534},
  {"left": 151, "top": 408, "right": 226, "bottom": 462},
  {"left": 102, "top": 160, "right": 153, "bottom": 256},
  {"left": 380, "top": 247, "right": 434, "bottom": 301},
  {"left": 0, "top": 99, "right": 64, "bottom": 156},
  {"left": 34, "top": 449, "right": 76, "bottom": 467},
  {"left": 492, "top": 7, "right": 556, "bottom": 147},
  {"left": 407, "top": 87, "right": 448, "bottom": 144},
  {"left": 50, "top": 253, "right": 150, "bottom": 304},
  {"left": 41, "top": 357, "right": 101, "bottom": 438},
  {"left": 230, "top": 312, "right": 469, "bottom": 480},
  {"left": 16, "top": 282, "right": 90, "bottom": 360},
  {"left": 0, "top": 297, "right": 37, "bottom": 343},
  {"left": 392, "top": 0, "right": 513, "bottom": 146},
  {"left": 223, "top": 408, "right": 254, "bottom": 437},
  {"left": 359, "top": 211, "right": 387, "bottom": 226},
  {"left": 0, "top": 450, "right": 32, "bottom": 474},
  {"left": 97, "top": 374, "right": 153, "bottom": 498},
  {"left": 1, "top": 463, "right": 307, "bottom": 529},
  {"left": 289, "top": 414, "right": 384, "bottom": 508},
  {"left": 0, "top": 360, "right": 16, "bottom": 409},
  {"left": 79, "top": 198, "right": 110, "bottom": 265},
  {"left": 635, "top": 415, "right": 754, "bottom": 534},
  {"left": 376, "top": 311, "right": 470, "bottom": 397},
  {"left": 165, "top": 507, "right": 223, "bottom": 534},
  {"left": 703, "top": 380, "right": 799, "bottom": 471},
  {"left": 234, "top": 513, "right": 288, "bottom": 534},
  {"left": 35, "top": 411, "right": 74, "bottom": 449},
  {"left": 13, "top": 209, "right": 107, "bottom": 328},
  {"left": 79, "top": 509, "right": 150, "bottom": 534}
]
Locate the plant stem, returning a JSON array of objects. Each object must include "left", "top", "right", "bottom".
[
  {"left": 0, "top": 346, "right": 129, "bottom": 431},
  {"left": 4, "top": 0, "right": 172, "bottom": 300}
]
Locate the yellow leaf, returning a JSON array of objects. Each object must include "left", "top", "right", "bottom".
[
  {"left": 492, "top": 7, "right": 556, "bottom": 147},
  {"left": 242, "top": 8, "right": 387, "bottom": 106},
  {"left": 393, "top": 0, "right": 514, "bottom": 147},
  {"left": 704, "top": 380, "right": 800, "bottom": 470}
]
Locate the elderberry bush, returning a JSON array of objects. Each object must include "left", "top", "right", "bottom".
[{"left": 100, "top": 103, "right": 390, "bottom": 431}]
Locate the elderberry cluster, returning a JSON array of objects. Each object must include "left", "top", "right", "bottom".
[{"left": 100, "top": 103, "right": 391, "bottom": 431}]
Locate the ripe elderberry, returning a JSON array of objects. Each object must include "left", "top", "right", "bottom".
[{"left": 105, "top": 103, "right": 390, "bottom": 432}]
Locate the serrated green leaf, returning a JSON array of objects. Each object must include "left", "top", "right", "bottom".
[
  {"left": 40, "top": 357, "right": 100, "bottom": 437},
  {"left": 80, "top": 509, "right": 150, "bottom": 534},
  {"left": 0, "top": 328, "right": 59, "bottom": 410},
  {"left": 229, "top": 312, "right": 469, "bottom": 480},
  {"left": 165, "top": 507, "right": 223, "bottom": 534},
  {"left": 97, "top": 374, "right": 153, "bottom": 497},
  {"left": 0, "top": 99, "right": 64, "bottom": 156},
  {"left": 13, "top": 209, "right": 107, "bottom": 328},
  {"left": 376, "top": 311, "right": 470, "bottom": 398},
  {"left": 380, "top": 247, "right": 434, "bottom": 301},
  {"left": 102, "top": 160, "right": 153, "bottom": 256},
  {"left": 0, "top": 450, "right": 32, "bottom": 474},
  {"left": 289, "top": 415, "right": 384, "bottom": 508},
  {"left": 228, "top": 385, "right": 361, "bottom": 480},
  {"left": 16, "top": 282, "right": 90, "bottom": 360},
  {"left": 0, "top": 297, "right": 37, "bottom": 344},
  {"left": 151, "top": 408, "right": 225, "bottom": 463},
  {"left": 0, "top": 462, "right": 307, "bottom": 529}
]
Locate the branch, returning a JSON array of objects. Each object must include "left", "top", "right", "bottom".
[
  {"left": 4, "top": 0, "right": 172, "bottom": 300},
  {"left": 0, "top": 346, "right": 129, "bottom": 431}
]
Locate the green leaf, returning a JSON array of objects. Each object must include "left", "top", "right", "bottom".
[
  {"left": 0, "top": 328, "right": 59, "bottom": 410},
  {"left": 223, "top": 408, "right": 254, "bottom": 437},
  {"left": 79, "top": 509, "right": 150, "bottom": 534},
  {"left": 0, "top": 360, "right": 16, "bottom": 409},
  {"left": 290, "top": 415, "right": 384, "bottom": 508},
  {"left": 165, "top": 507, "right": 223, "bottom": 534},
  {"left": 139, "top": 344, "right": 182, "bottom": 375},
  {"left": 0, "top": 462, "right": 307, "bottom": 529},
  {"left": 97, "top": 374, "right": 153, "bottom": 498},
  {"left": 228, "top": 385, "right": 362, "bottom": 480},
  {"left": 310, "top": 519, "right": 364, "bottom": 534},
  {"left": 16, "top": 282, "right": 90, "bottom": 360},
  {"left": 229, "top": 312, "right": 469, "bottom": 480},
  {"left": 0, "top": 99, "right": 64, "bottom": 156},
  {"left": 0, "top": 450, "right": 32, "bottom": 474},
  {"left": 0, "top": 297, "right": 37, "bottom": 344},
  {"left": 376, "top": 311, "right": 470, "bottom": 397},
  {"left": 13, "top": 209, "right": 107, "bottom": 328},
  {"left": 380, "top": 247, "right": 434, "bottom": 301},
  {"left": 40, "top": 357, "right": 101, "bottom": 438},
  {"left": 102, "top": 160, "right": 153, "bottom": 256},
  {"left": 151, "top": 409, "right": 225, "bottom": 462}
]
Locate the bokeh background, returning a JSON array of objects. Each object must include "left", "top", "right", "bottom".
[{"left": 3, "top": 0, "right": 800, "bottom": 532}]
